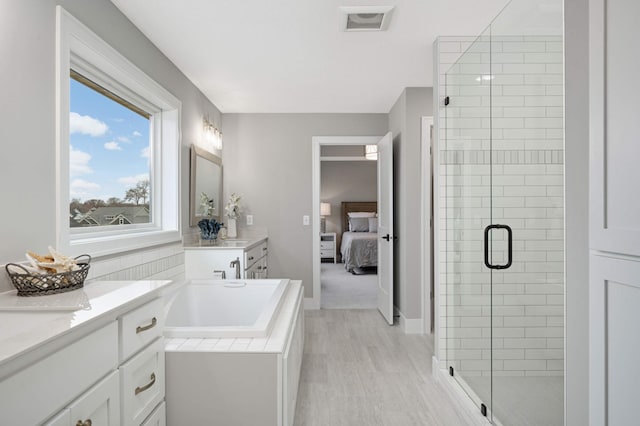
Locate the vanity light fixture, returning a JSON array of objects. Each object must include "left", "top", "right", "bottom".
[{"left": 203, "top": 117, "right": 222, "bottom": 150}]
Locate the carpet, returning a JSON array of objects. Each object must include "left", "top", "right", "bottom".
[{"left": 321, "top": 263, "right": 377, "bottom": 309}]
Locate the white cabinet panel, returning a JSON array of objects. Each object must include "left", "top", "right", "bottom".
[
  {"left": 141, "top": 401, "right": 166, "bottom": 426},
  {"left": 590, "top": 0, "right": 640, "bottom": 256},
  {"left": 68, "top": 371, "right": 120, "bottom": 426},
  {"left": 120, "top": 298, "right": 164, "bottom": 362},
  {"left": 589, "top": 255, "right": 640, "bottom": 425},
  {"left": 120, "top": 338, "right": 165, "bottom": 426},
  {"left": 0, "top": 322, "right": 118, "bottom": 426},
  {"left": 43, "top": 410, "right": 71, "bottom": 426}
]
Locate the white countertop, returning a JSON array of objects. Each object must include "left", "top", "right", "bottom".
[
  {"left": 183, "top": 236, "right": 267, "bottom": 250},
  {"left": 0, "top": 280, "right": 176, "bottom": 373}
]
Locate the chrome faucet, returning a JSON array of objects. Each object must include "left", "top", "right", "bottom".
[
  {"left": 214, "top": 270, "right": 226, "bottom": 279},
  {"left": 230, "top": 257, "right": 241, "bottom": 279}
]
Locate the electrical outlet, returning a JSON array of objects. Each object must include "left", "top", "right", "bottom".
[
  {"left": 303, "top": 215, "right": 310, "bottom": 226},
  {"left": 246, "top": 215, "right": 253, "bottom": 225}
]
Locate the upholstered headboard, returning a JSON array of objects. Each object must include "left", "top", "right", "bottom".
[{"left": 340, "top": 201, "right": 378, "bottom": 234}]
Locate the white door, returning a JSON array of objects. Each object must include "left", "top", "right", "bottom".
[
  {"left": 377, "top": 132, "right": 394, "bottom": 324},
  {"left": 589, "top": 1, "right": 640, "bottom": 424}
]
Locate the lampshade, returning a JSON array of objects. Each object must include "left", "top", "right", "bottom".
[{"left": 320, "top": 202, "right": 332, "bottom": 216}]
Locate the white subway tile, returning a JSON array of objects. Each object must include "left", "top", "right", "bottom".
[
  {"left": 504, "top": 360, "right": 546, "bottom": 370},
  {"left": 525, "top": 95, "right": 563, "bottom": 106},
  {"left": 525, "top": 117, "right": 564, "bottom": 129},
  {"left": 547, "top": 338, "right": 564, "bottom": 348},
  {"left": 525, "top": 283, "right": 564, "bottom": 294},
  {"left": 502, "top": 42, "right": 546, "bottom": 53},
  {"left": 493, "top": 349, "right": 525, "bottom": 359},
  {"left": 503, "top": 85, "right": 546, "bottom": 96},
  {"left": 546, "top": 360, "right": 564, "bottom": 370},
  {"left": 503, "top": 316, "right": 548, "bottom": 328},
  {"left": 524, "top": 52, "right": 563, "bottom": 63},
  {"left": 492, "top": 96, "right": 525, "bottom": 107},
  {"left": 503, "top": 128, "right": 546, "bottom": 139},
  {"left": 492, "top": 327, "right": 525, "bottom": 338}
]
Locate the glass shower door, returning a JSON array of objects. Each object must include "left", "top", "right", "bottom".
[
  {"left": 444, "top": 1, "right": 564, "bottom": 424},
  {"left": 488, "top": 1, "right": 564, "bottom": 425},
  {"left": 444, "top": 27, "right": 494, "bottom": 418}
]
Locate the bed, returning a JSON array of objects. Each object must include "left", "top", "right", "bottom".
[{"left": 340, "top": 201, "right": 378, "bottom": 273}]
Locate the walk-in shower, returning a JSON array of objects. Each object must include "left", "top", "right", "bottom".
[{"left": 440, "top": 0, "right": 564, "bottom": 424}]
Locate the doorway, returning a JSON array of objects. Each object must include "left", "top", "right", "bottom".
[{"left": 311, "top": 134, "right": 394, "bottom": 324}]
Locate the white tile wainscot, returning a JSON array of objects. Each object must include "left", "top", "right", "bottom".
[
  {"left": 184, "top": 237, "right": 268, "bottom": 279},
  {"left": 0, "top": 280, "right": 177, "bottom": 426},
  {"left": 165, "top": 280, "right": 304, "bottom": 426}
]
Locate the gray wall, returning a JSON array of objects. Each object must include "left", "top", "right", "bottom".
[
  {"left": 564, "top": 0, "right": 590, "bottom": 424},
  {"left": 388, "top": 88, "right": 433, "bottom": 320},
  {"left": 0, "top": 0, "right": 220, "bottom": 268},
  {"left": 221, "top": 114, "right": 387, "bottom": 298},
  {"left": 321, "top": 160, "right": 377, "bottom": 258}
]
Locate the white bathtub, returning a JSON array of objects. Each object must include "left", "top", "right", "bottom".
[{"left": 164, "top": 279, "right": 289, "bottom": 338}]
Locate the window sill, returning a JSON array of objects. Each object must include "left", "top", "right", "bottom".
[{"left": 65, "top": 229, "right": 181, "bottom": 258}]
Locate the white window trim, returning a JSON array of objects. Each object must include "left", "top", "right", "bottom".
[{"left": 56, "top": 6, "right": 181, "bottom": 257}]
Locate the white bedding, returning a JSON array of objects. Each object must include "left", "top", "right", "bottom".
[{"left": 341, "top": 231, "right": 378, "bottom": 272}]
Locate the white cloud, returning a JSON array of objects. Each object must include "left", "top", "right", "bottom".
[
  {"left": 117, "top": 136, "right": 130, "bottom": 143},
  {"left": 132, "top": 131, "right": 142, "bottom": 137},
  {"left": 141, "top": 146, "right": 150, "bottom": 158},
  {"left": 70, "top": 112, "right": 108, "bottom": 137},
  {"left": 70, "top": 179, "right": 100, "bottom": 198},
  {"left": 118, "top": 173, "right": 149, "bottom": 187},
  {"left": 70, "top": 146, "right": 92, "bottom": 176},
  {"left": 104, "top": 141, "right": 122, "bottom": 151}
]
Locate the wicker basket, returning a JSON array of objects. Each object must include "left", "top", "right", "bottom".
[{"left": 5, "top": 254, "right": 91, "bottom": 297}]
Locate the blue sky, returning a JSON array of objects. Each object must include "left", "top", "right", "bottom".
[{"left": 69, "top": 78, "right": 150, "bottom": 202}]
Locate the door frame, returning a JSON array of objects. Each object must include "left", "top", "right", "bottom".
[
  {"left": 308, "top": 135, "right": 383, "bottom": 309},
  {"left": 421, "top": 116, "right": 435, "bottom": 334}
]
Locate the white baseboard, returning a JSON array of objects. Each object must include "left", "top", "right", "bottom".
[
  {"left": 432, "top": 357, "right": 491, "bottom": 425},
  {"left": 394, "top": 306, "right": 424, "bottom": 334},
  {"left": 304, "top": 297, "right": 320, "bottom": 310}
]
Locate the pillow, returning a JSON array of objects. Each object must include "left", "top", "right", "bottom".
[
  {"left": 368, "top": 217, "right": 378, "bottom": 233},
  {"left": 347, "top": 211, "right": 376, "bottom": 218},
  {"left": 349, "top": 217, "right": 370, "bottom": 232}
]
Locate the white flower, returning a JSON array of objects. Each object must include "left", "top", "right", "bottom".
[
  {"left": 225, "top": 193, "right": 242, "bottom": 219},
  {"left": 200, "top": 192, "right": 213, "bottom": 217}
]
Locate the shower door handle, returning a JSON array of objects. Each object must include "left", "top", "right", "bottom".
[{"left": 484, "top": 224, "right": 513, "bottom": 270}]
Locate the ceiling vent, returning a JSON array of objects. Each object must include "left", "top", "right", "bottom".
[{"left": 339, "top": 6, "right": 394, "bottom": 32}]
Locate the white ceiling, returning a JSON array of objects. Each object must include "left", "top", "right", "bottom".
[{"left": 111, "top": 0, "right": 510, "bottom": 113}]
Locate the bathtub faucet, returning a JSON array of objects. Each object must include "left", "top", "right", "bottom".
[{"left": 230, "top": 257, "right": 241, "bottom": 279}]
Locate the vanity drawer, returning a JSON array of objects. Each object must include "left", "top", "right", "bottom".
[
  {"left": 120, "top": 337, "right": 165, "bottom": 426},
  {"left": 245, "top": 241, "right": 267, "bottom": 268},
  {"left": 120, "top": 298, "right": 164, "bottom": 362}
]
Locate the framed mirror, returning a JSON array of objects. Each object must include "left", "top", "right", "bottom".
[{"left": 190, "top": 145, "right": 223, "bottom": 226}]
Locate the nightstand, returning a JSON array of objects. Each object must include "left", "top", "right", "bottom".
[{"left": 320, "top": 232, "right": 336, "bottom": 263}]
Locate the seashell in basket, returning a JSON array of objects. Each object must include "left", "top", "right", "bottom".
[{"left": 5, "top": 254, "right": 91, "bottom": 297}]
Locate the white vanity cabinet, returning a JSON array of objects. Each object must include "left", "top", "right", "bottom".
[
  {"left": 0, "top": 282, "right": 171, "bottom": 426},
  {"left": 185, "top": 238, "right": 268, "bottom": 279}
]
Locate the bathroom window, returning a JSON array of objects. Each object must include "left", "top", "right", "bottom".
[
  {"left": 57, "top": 7, "right": 181, "bottom": 256},
  {"left": 69, "top": 70, "right": 152, "bottom": 229}
]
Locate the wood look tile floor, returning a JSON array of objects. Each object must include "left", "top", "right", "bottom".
[{"left": 293, "top": 309, "right": 486, "bottom": 426}]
